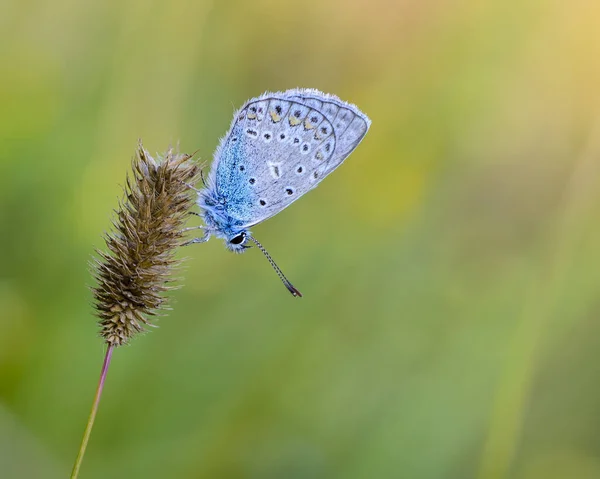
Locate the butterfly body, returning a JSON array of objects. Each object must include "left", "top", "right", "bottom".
[{"left": 194, "top": 88, "right": 370, "bottom": 294}]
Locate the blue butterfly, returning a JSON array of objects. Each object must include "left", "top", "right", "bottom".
[{"left": 189, "top": 88, "right": 371, "bottom": 296}]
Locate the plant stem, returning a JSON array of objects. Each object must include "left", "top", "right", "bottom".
[{"left": 71, "top": 344, "right": 114, "bottom": 479}]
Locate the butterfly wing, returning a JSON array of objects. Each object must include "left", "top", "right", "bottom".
[
  {"left": 208, "top": 89, "right": 370, "bottom": 228},
  {"left": 287, "top": 88, "right": 371, "bottom": 174}
]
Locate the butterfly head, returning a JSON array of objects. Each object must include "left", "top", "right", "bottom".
[{"left": 226, "top": 231, "right": 251, "bottom": 253}]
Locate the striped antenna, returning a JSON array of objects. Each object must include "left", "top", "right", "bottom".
[{"left": 247, "top": 235, "right": 302, "bottom": 297}]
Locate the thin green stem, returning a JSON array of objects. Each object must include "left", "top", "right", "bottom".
[{"left": 71, "top": 344, "right": 114, "bottom": 479}]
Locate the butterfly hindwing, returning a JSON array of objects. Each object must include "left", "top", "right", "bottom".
[{"left": 209, "top": 89, "right": 370, "bottom": 228}]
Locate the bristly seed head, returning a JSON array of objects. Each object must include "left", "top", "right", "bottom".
[{"left": 92, "top": 141, "right": 201, "bottom": 346}]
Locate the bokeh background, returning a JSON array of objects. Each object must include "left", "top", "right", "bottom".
[{"left": 2, "top": 0, "right": 600, "bottom": 478}]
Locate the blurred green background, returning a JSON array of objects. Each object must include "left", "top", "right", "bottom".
[{"left": 2, "top": 0, "right": 600, "bottom": 478}]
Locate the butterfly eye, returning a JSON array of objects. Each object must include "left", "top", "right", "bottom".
[{"left": 230, "top": 233, "right": 246, "bottom": 245}]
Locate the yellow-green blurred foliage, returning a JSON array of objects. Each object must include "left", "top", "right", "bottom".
[{"left": 1, "top": 1, "right": 600, "bottom": 478}]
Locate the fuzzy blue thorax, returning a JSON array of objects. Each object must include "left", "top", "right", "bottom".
[{"left": 197, "top": 188, "right": 251, "bottom": 252}]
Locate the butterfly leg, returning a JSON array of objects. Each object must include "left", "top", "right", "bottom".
[
  {"left": 180, "top": 181, "right": 201, "bottom": 192},
  {"left": 180, "top": 168, "right": 207, "bottom": 191},
  {"left": 182, "top": 230, "right": 210, "bottom": 246},
  {"left": 181, "top": 224, "right": 206, "bottom": 233}
]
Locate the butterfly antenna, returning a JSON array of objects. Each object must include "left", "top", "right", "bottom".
[{"left": 247, "top": 235, "right": 302, "bottom": 297}]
